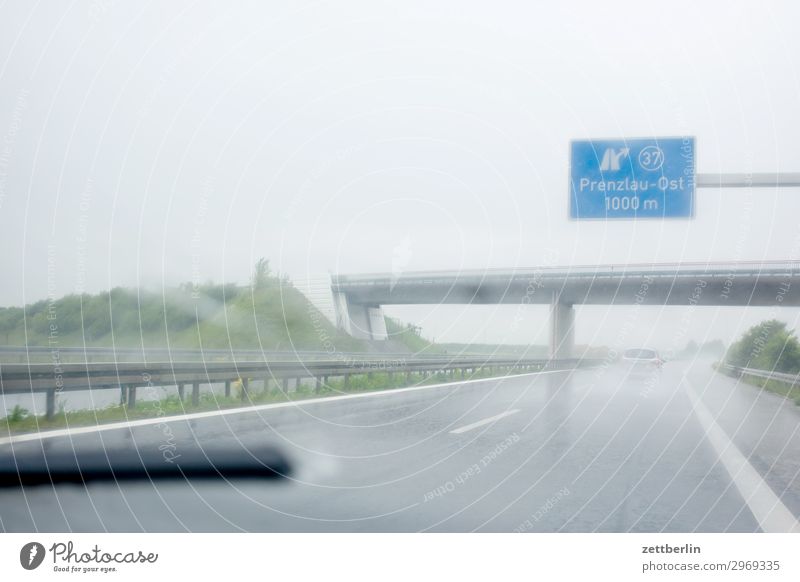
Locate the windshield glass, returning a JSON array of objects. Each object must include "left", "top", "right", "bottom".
[{"left": 1, "top": 1, "right": 799, "bottom": 544}]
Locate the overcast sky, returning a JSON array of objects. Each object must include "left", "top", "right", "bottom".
[{"left": 1, "top": 0, "right": 799, "bottom": 347}]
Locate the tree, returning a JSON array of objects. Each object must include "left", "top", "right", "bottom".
[
  {"left": 699, "top": 339, "right": 726, "bottom": 358},
  {"left": 753, "top": 328, "right": 800, "bottom": 373},
  {"left": 252, "top": 258, "right": 271, "bottom": 290},
  {"left": 0, "top": 307, "right": 23, "bottom": 344},
  {"left": 726, "top": 320, "right": 800, "bottom": 373},
  {"left": 681, "top": 340, "right": 699, "bottom": 358}
]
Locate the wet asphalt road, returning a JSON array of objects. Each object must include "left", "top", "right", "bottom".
[{"left": 1, "top": 359, "right": 799, "bottom": 532}]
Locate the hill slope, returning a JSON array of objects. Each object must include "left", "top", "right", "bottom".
[{"left": 0, "top": 280, "right": 369, "bottom": 352}]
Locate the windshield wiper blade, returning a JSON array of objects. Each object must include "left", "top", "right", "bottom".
[{"left": 0, "top": 445, "right": 292, "bottom": 487}]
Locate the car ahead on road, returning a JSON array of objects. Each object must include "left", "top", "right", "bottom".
[{"left": 622, "top": 348, "right": 663, "bottom": 376}]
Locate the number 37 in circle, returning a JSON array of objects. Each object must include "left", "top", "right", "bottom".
[{"left": 638, "top": 146, "right": 664, "bottom": 171}]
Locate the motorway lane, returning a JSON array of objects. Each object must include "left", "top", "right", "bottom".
[
  {"left": 683, "top": 359, "right": 800, "bottom": 521},
  {"left": 0, "top": 361, "right": 797, "bottom": 532}
]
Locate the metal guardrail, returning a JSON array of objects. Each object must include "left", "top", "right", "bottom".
[
  {"left": 0, "top": 346, "right": 504, "bottom": 364},
  {"left": 720, "top": 363, "right": 800, "bottom": 386},
  {"left": 0, "top": 353, "right": 601, "bottom": 419}
]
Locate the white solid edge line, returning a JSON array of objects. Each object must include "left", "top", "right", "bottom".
[
  {"left": 449, "top": 409, "right": 521, "bottom": 435},
  {"left": 684, "top": 376, "right": 800, "bottom": 533},
  {"left": 0, "top": 368, "right": 575, "bottom": 446}
]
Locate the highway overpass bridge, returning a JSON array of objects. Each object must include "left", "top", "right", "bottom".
[{"left": 331, "top": 261, "right": 800, "bottom": 357}]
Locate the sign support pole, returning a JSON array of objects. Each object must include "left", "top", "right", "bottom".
[{"left": 696, "top": 173, "right": 800, "bottom": 188}]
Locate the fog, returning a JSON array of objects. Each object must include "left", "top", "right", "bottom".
[{"left": 1, "top": 0, "right": 800, "bottom": 347}]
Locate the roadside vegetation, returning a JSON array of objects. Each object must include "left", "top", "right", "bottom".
[
  {"left": 1, "top": 367, "right": 520, "bottom": 435},
  {"left": 0, "top": 257, "right": 582, "bottom": 434},
  {"left": 384, "top": 317, "right": 443, "bottom": 353},
  {"left": 0, "top": 258, "right": 430, "bottom": 354},
  {"left": 720, "top": 319, "right": 800, "bottom": 405}
]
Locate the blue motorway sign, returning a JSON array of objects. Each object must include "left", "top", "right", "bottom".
[{"left": 569, "top": 137, "right": 695, "bottom": 219}]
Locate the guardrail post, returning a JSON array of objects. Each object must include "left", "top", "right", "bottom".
[
  {"left": 192, "top": 382, "right": 200, "bottom": 406},
  {"left": 119, "top": 384, "right": 127, "bottom": 406},
  {"left": 241, "top": 378, "right": 249, "bottom": 401},
  {"left": 127, "top": 385, "right": 137, "bottom": 409},
  {"left": 282, "top": 377, "right": 289, "bottom": 393},
  {"left": 45, "top": 388, "right": 56, "bottom": 420},
  {"left": 315, "top": 376, "right": 322, "bottom": 393},
  {"left": 224, "top": 380, "right": 231, "bottom": 398},
  {"left": 178, "top": 383, "right": 185, "bottom": 401}
]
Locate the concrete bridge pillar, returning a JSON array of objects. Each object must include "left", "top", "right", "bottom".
[
  {"left": 333, "top": 291, "right": 352, "bottom": 335},
  {"left": 333, "top": 292, "right": 388, "bottom": 340},
  {"left": 550, "top": 292, "right": 575, "bottom": 359}
]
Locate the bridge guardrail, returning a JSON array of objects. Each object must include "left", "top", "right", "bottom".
[{"left": 332, "top": 260, "right": 800, "bottom": 286}]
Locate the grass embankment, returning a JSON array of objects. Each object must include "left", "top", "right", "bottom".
[
  {"left": 1, "top": 367, "right": 520, "bottom": 436},
  {"left": 719, "top": 319, "right": 800, "bottom": 407},
  {"left": 752, "top": 378, "right": 800, "bottom": 405},
  {"left": 717, "top": 365, "right": 800, "bottom": 406},
  {"left": 384, "top": 317, "right": 443, "bottom": 354},
  {"left": 0, "top": 276, "right": 444, "bottom": 361},
  {"left": 0, "top": 279, "right": 365, "bottom": 352}
]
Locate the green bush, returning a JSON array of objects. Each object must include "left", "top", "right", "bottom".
[
  {"left": 725, "top": 320, "right": 800, "bottom": 374},
  {"left": 8, "top": 405, "right": 29, "bottom": 423}
]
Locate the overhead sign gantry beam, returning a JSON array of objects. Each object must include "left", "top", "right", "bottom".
[{"left": 569, "top": 136, "right": 799, "bottom": 220}]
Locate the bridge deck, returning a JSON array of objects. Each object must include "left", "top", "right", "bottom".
[{"left": 332, "top": 261, "right": 800, "bottom": 307}]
